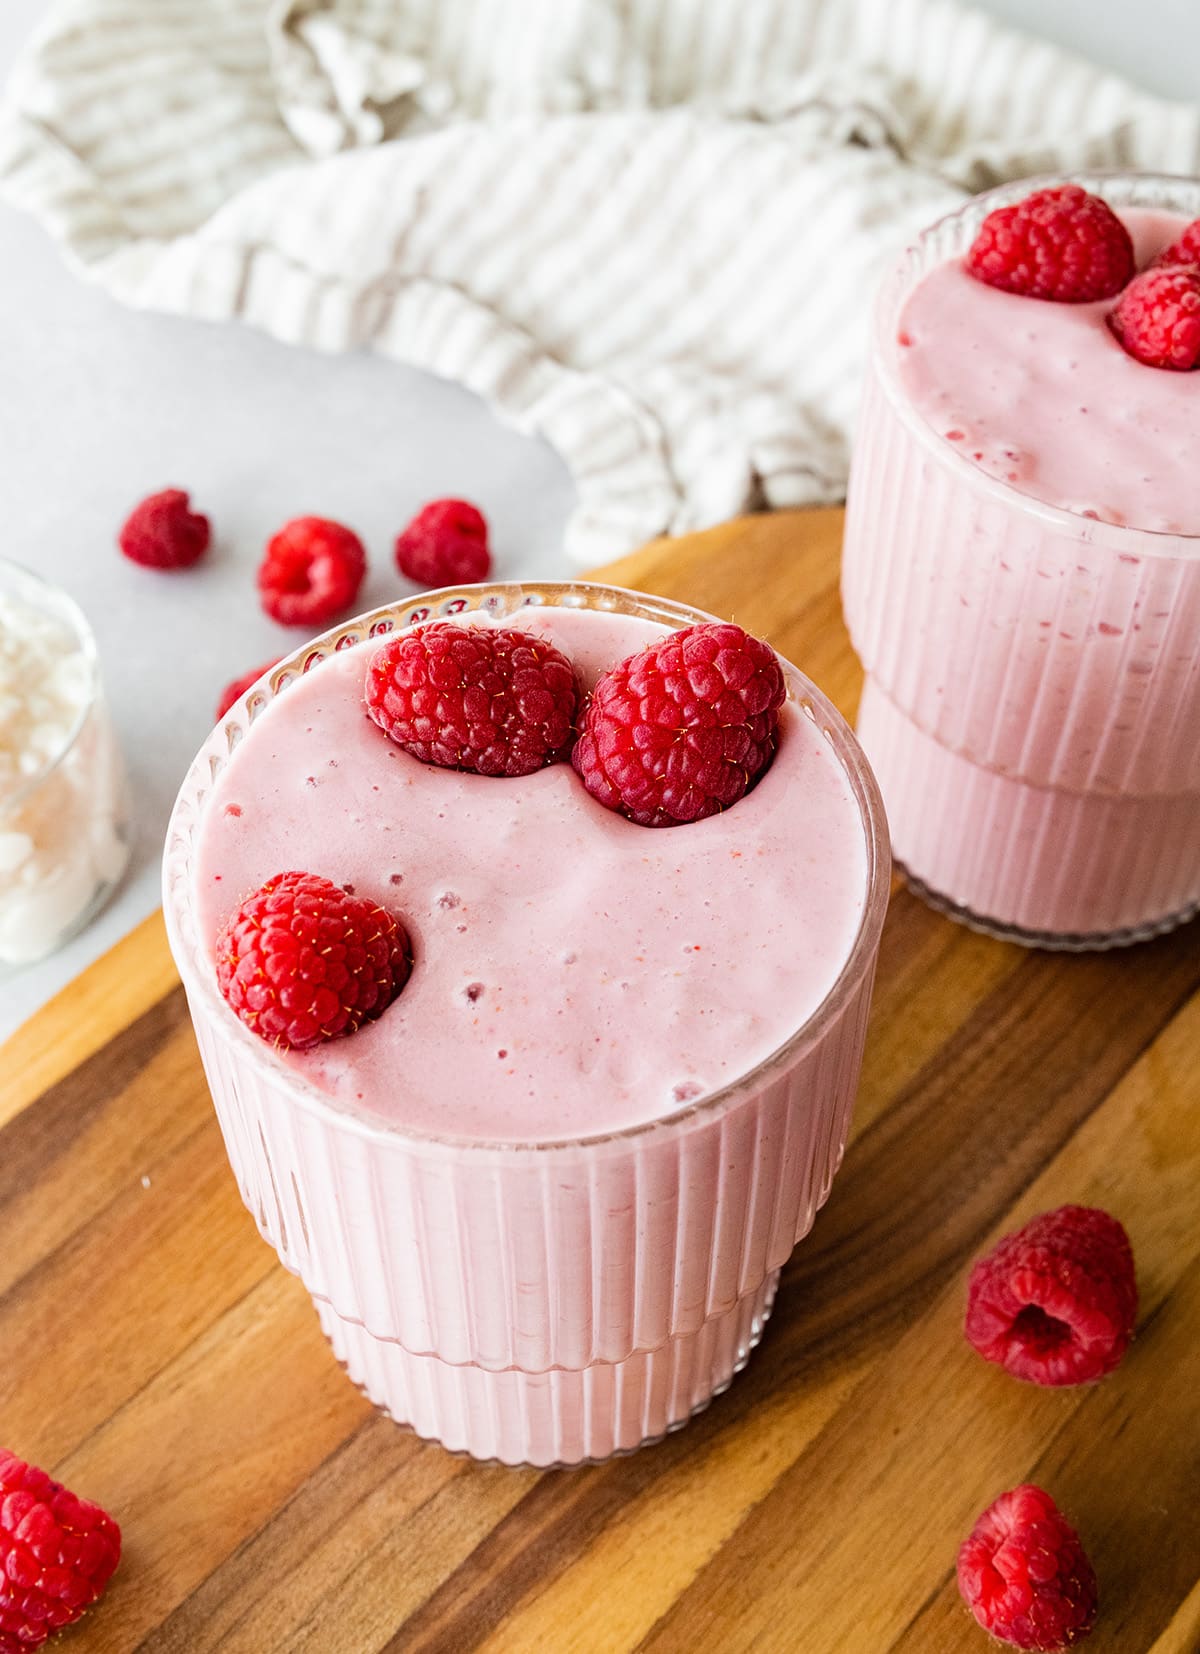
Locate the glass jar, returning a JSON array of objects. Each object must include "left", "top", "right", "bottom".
[{"left": 0, "top": 561, "right": 130, "bottom": 969}]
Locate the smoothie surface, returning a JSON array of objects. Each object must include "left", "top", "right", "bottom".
[
  {"left": 896, "top": 207, "right": 1200, "bottom": 534},
  {"left": 194, "top": 606, "right": 869, "bottom": 1141}
]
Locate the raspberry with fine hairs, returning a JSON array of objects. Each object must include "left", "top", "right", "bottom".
[
  {"left": 216, "top": 871, "right": 411, "bottom": 1050},
  {"left": 957, "top": 1483, "right": 1098, "bottom": 1651},
  {"left": 1150, "top": 217, "right": 1200, "bottom": 270},
  {"left": 0, "top": 1448, "right": 121, "bottom": 1653},
  {"left": 965, "top": 185, "right": 1134, "bottom": 303},
  {"left": 395, "top": 499, "right": 491, "bottom": 588},
  {"left": 1108, "top": 266, "right": 1200, "bottom": 370},
  {"left": 572, "top": 621, "right": 785, "bottom": 828},
  {"left": 365, "top": 623, "right": 578, "bottom": 778},
  {"left": 965, "top": 1205, "right": 1137, "bottom": 1386}
]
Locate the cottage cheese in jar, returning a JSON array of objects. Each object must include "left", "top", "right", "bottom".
[{"left": 0, "top": 564, "right": 129, "bottom": 967}]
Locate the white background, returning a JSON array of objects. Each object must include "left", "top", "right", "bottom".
[{"left": 0, "top": 1, "right": 1194, "bottom": 1041}]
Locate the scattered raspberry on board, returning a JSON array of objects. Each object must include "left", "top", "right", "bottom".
[
  {"left": 215, "top": 658, "right": 284, "bottom": 722},
  {"left": 118, "top": 488, "right": 210, "bottom": 570},
  {"left": 957, "top": 1483, "right": 1097, "bottom": 1651},
  {"left": 257, "top": 517, "right": 367, "bottom": 627},
  {"left": 395, "top": 499, "right": 491, "bottom": 588},
  {"left": 965, "top": 1205, "right": 1137, "bottom": 1386},
  {"left": 0, "top": 1449, "right": 121, "bottom": 1654}
]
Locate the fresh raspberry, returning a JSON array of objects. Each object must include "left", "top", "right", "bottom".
[
  {"left": 118, "top": 488, "right": 210, "bottom": 570},
  {"left": 957, "top": 1484, "right": 1098, "bottom": 1652},
  {"left": 216, "top": 871, "right": 411, "bottom": 1050},
  {"left": 572, "top": 622, "right": 785, "bottom": 828},
  {"left": 965, "top": 185, "right": 1134, "bottom": 303},
  {"left": 0, "top": 1449, "right": 121, "bottom": 1653},
  {"left": 965, "top": 1206, "right": 1137, "bottom": 1386},
  {"left": 395, "top": 500, "right": 491, "bottom": 589},
  {"left": 257, "top": 517, "right": 366, "bottom": 628},
  {"left": 365, "top": 623, "right": 578, "bottom": 778},
  {"left": 1108, "top": 266, "right": 1200, "bottom": 370},
  {"left": 215, "top": 658, "right": 283, "bottom": 722},
  {"left": 1150, "top": 218, "right": 1200, "bottom": 269}
]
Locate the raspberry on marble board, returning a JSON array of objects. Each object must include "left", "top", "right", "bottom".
[
  {"left": 118, "top": 488, "right": 210, "bottom": 570},
  {"left": 257, "top": 517, "right": 367, "bottom": 628},
  {"left": 215, "top": 657, "right": 284, "bottom": 722},
  {"left": 395, "top": 499, "right": 491, "bottom": 588}
]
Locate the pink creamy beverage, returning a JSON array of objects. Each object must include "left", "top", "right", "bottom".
[
  {"left": 164, "top": 583, "right": 888, "bottom": 1465},
  {"left": 844, "top": 176, "right": 1200, "bottom": 946}
]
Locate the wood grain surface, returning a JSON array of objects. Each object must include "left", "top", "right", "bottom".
[{"left": 2, "top": 508, "right": 1198, "bottom": 1654}]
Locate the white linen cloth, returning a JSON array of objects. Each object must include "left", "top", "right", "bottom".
[{"left": 1, "top": 0, "right": 1197, "bottom": 565}]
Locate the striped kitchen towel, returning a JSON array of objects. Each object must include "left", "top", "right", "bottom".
[{"left": 2, "top": 0, "right": 1197, "bottom": 564}]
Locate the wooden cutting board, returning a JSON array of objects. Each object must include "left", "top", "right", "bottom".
[{"left": 3, "top": 508, "right": 1199, "bottom": 1654}]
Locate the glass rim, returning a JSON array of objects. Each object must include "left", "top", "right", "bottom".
[
  {"left": 163, "top": 578, "right": 891, "bottom": 1156},
  {"left": 0, "top": 558, "right": 100, "bottom": 815},
  {"left": 872, "top": 170, "right": 1200, "bottom": 560}
]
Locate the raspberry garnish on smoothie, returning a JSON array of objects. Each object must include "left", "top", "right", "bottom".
[
  {"left": 365, "top": 622, "right": 578, "bottom": 778},
  {"left": 216, "top": 870, "right": 412, "bottom": 1050},
  {"left": 572, "top": 621, "right": 785, "bottom": 827},
  {"left": 965, "top": 183, "right": 1134, "bottom": 303}
]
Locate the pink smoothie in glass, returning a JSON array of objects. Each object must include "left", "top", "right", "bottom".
[
  {"left": 164, "top": 584, "right": 889, "bottom": 1465},
  {"left": 843, "top": 176, "right": 1200, "bottom": 946},
  {"left": 897, "top": 210, "right": 1199, "bottom": 531},
  {"left": 192, "top": 607, "right": 868, "bottom": 1143}
]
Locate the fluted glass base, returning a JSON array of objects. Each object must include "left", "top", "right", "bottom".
[
  {"left": 317, "top": 1271, "right": 779, "bottom": 1467},
  {"left": 858, "top": 678, "right": 1200, "bottom": 948}
]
